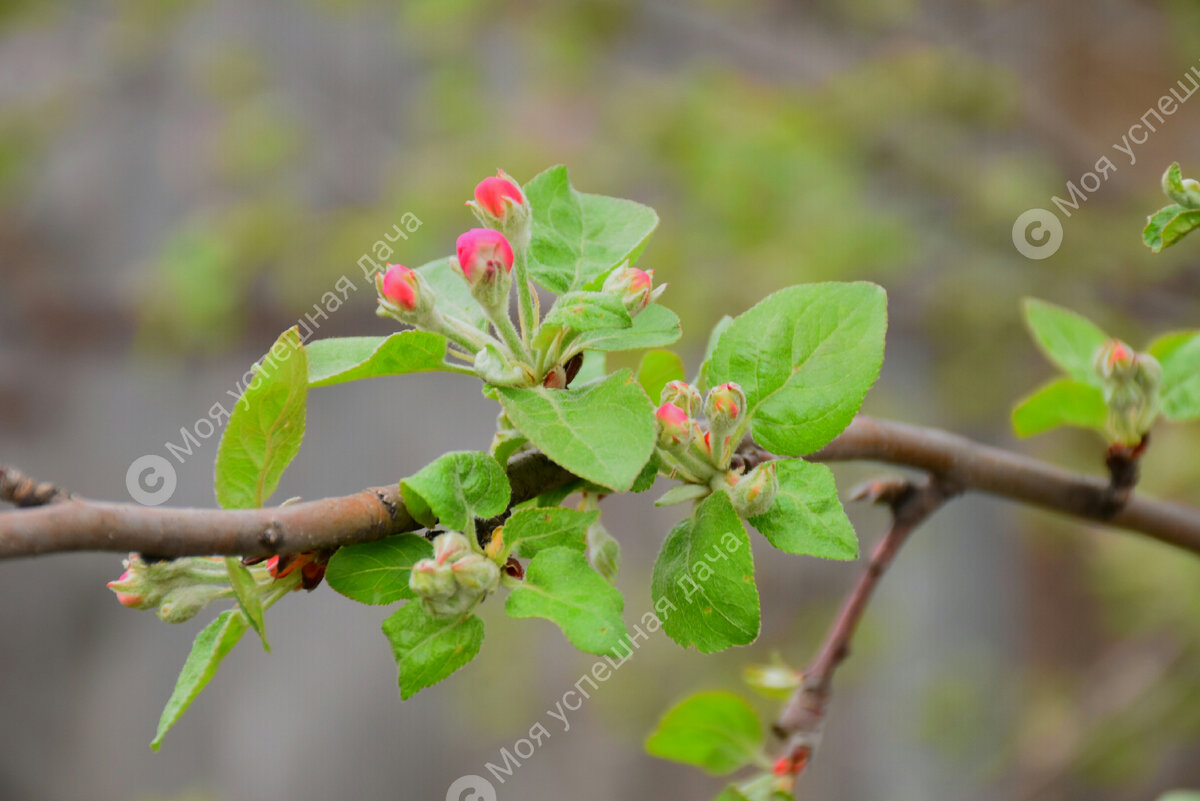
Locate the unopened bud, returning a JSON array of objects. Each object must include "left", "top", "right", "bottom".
[
  {"left": 377, "top": 264, "right": 436, "bottom": 323},
  {"left": 451, "top": 553, "right": 501, "bottom": 592},
  {"left": 729, "top": 460, "right": 779, "bottom": 518},
  {"left": 409, "top": 558, "right": 457, "bottom": 599},
  {"left": 661, "top": 380, "right": 701, "bottom": 419},
  {"left": 602, "top": 266, "right": 664, "bottom": 316},
  {"left": 156, "top": 584, "right": 233, "bottom": 623},
  {"left": 656, "top": 402, "right": 693, "bottom": 448},
  {"left": 473, "top": 173, "right": 524, "bottom": 218},
  {"left": 468, "top": 170, "right": 532, "bottom": 250},
  {"left": 1094, "top": 339, "right": 1136, "bottom": 381},
  {"left": 705, "top": 382, "right": 746, "bottom": 433}
]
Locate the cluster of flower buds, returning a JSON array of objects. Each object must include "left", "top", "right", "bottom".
[
  {"left": 1094, "top": 338, "right": 1162, "bottom": 444},
  {"left": 602, "top": 266, "right": 666, "bottom": 317},
  {"left": 651, "top": 379, "right": 779, "bottom": 517},
  {"left": 408, "top": 531, "right": 501, "bottom": 619},
  {"left": 107, "top": 555, "right": 235, "bottom": 623}
]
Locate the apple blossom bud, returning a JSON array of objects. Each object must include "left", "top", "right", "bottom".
[
  {"left": 156, "top": 584, "right": 232, "bottom": 623},
  {"left": 467, "top": 170, "right": 533, "bottom": 250},
  {"left": 1094, "top": 339, "right": 1136, "bottom": 381},
  {"left": 729, "top": 460, "right": 779, "bottom": 518},
  {"left": 705, "top": 382, "right": 746, "bottom": 431},
  {"left": 107, "top": 570, "right": 146, "bottom": 608},
  {"left": 381, "top": 264, "right": 419, "bottom": 310},
  {"left": 656, "top": 402, "right": 693, "bottom": 448},
  {"left": 433, "top": 530, "right": 473, "bottom": 566},
  {"left": 451, "top": 553, "right": 501, "bottom": 592},
  {"left": 455, "top": 228, "right": 515, "bottom": 311},
  {"left": 376, "top": 264, "right": 436, "bottom": 324},
  {"left": 661, "top": 380, "right": 702, "bottom": 419},
  {"left": 409, "top": 558, "right": 457, "bottom": 599},
  {"left": 474, "top": 173, "right": 524, "bottom": 218},
  {"left": 602, "top": 266, "right": 664, "bottom": 316}
]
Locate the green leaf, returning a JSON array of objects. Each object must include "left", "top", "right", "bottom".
[
  {"left": 714, "top": 788, "right": 754, "bottom": 801},
  {"left": 524, "top": 165, "right": 659, "bottom": 294},
  {"left": 381, "top": 603, "right": 484, "bottom": 700},
  {"left": 651, "top": 491, "right": 760, "bottom": 653},
  {"left": 306, "top": 331, "right": 451, "bottom": 387},
  {"left": 655, "top": 483, "right": 711, "bottom": 507},
  {"left": 223, "top": 558, "right": 268, "bottom": 650},
  {"left": 1145, "top": 207, "right": 1200, "bottom": 252},
  {"left": 496, "top": 369, "right": 656, "bottom": 491},
  {"left": 637, "top": 349, "right": 686, "bottom": 402},
  {"left": 543, "top": 291, "right": 631, "bottom": 333},
  {"left": 704, "top": 282, "right": 887, "bottom": 457},
  {"left": 325, "top": 534, "right": 433, "bottom": 605},
  {"left": 1148, "top": 330, "right": 1200, "bottom": 421},
  {"left": 151, "top": 609, "right": 249, "bottom": 750},
  {"left": 645, "top": 691, "right": 764, "bottom": 775},
  {"left": 572, "top": 304, "right": 682, "bottom": 353},
  {"left": 415, "top": 256, "right": 488, "bottom": 330},
  {"left": 399, "top": 451, "right": 511, "bottom": 532},
  {"left": 215, "top": 327, "right": 308, "bottom": 509},
  {"left": 1022, "top": 298, "right": 1109, "bottom": 386},
  {"left": 505, "top": 547, "right": 628, "bottom": 655},
  {"left": 747, "top": 459, "right": 858, "bottom": 560},
  {"left": 698, "top": 315, "right": 734, "bottom": 392},
  {"left": 503, "top": 507, "right": 598, "bottom": 557},
  {"left": 1157, "top": 793, "right": 1200, "bottom": 801},
  {"left": 1011, "top": 378, "right": 1108, "bottom": 437}
]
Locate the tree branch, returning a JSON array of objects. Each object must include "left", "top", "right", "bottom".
[
  {"left": 3, "top": 416, "right": 1200, "bottom": 560},
  {"left": 770, "top": 475, "right": 954, "bottom": 779}
]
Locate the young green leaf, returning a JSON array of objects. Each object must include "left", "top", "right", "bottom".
[
  {"left": 151, "top": 609, "right": 249, "bottom": 750},
  {"left": 399, "top": 451, "right": 511, "bottom": 532},
  {"left": 637, "top": 349, "right": 686, "bottom": 402},
  {"left": 704, "top": 282, "right": 887, "bottom": 457},
  {"left": 1022, "top": 298, "right": 1109, "bottom": 386},
  {"left": 747, "top": 459, "right": 858, "bottom": 560},
  {"left": 223, "top": 558, "right": 269, "bottom": 650},
  {"left": 306, "top": 331, "right": 452, "bottom": 387},
  {"left": 524, "top": 165, "right": 659, "bottom": 294},
  {"left": 325, "top": 534, "right": 434, "bottom": 605},
  {"left": 645, "top": 691, "right": 764, "bottom": 775},
  {"left": 572, "top": 304, "right": 682, "bottom": 353},
  {"left": 1148, "top": 330, "right": 1200, "bottom": 421},
  {"left": 697, "top": 315, "right": 734, "bottom": 392},
  {"left": 543, "top": 291, "right": 632, "bottom": 333},
  {"left": 415, "top": 256, "right": 488, "bottom": 330},
  {"left": 505, "top": 547, "right": 628, "bottom": 655},
  {"left": 495, "top": 369, "right": 656, "bottom": 491},
  {"left": 1011, "top": 378, "right": 1107, "bottom": 437},
  {"left": 1144, "top": 207, "right": 1200, "bottom": 252},
  {"left": 381, "top": 603, "right": 484, "bottom": 700},
  {"left": 651, "top": 491, "right": 760, "bottom": 653},
  {"left": 215, "top": 327, "right": 308, "bottom": 509},
  {"left": 502, "top": 507, "right": 599, "bottom": 557}
]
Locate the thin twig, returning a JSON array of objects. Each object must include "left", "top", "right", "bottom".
[{"left": 771, "top": 474, "right": 957, "bottom": 780}]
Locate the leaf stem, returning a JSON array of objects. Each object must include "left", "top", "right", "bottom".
[{"left": 513, "top": 247, "right": 537, "bottom": 346}]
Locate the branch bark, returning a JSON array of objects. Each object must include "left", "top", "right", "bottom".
[{"left": 3, "top": 416, "right": 1200, "bottom": 560}]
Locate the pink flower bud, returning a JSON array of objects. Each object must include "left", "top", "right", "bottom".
[
  {"left": 1095, "top": 338, "right": 1136, "bottom": 379},
  {"left": 603, "top": 266, "right": 661, "bottom": 315},
  {"left": 656, "top": 402, "right": 693, "bottom": 448},
  {"left": 474, "top": 173, "right": 524, "bottom": 218},
  {"left": 729, "top": 460, "right": 779, "bottom": 518},
  {"left": 381, "top": 264, "right": 420, "bottom": 311},
  {"left": 661, "top": 380, "right": 702, "bottom": 418},
  {"left": 456, "top": 228, "right": 514, "bottom": 284},
  {"left": 107, "top": 571, "right": 143, "bottom": 608}
]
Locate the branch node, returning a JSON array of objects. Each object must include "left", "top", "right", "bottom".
[{"left": 0, "top": 466, "right": 71, "bottom": 508}]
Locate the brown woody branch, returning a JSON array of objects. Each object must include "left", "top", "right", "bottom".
[{"left": 2, "top": 416, "right": 1200, "bottom": 560}]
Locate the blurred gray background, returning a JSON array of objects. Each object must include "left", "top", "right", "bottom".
[{"left": 3, "top": 1, "right": 1200, "bottom": 800}]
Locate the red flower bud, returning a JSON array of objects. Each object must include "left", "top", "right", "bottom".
[
  {"left": 381, "top": 264, "right": 420, "bottom": 311},
  {"left": 474, "top": 173, "right": 524, "bottom": 218},
  {"left": 107, "top": 570, "right": 143, "bottom": 608},
  {"left": 456, "top": 228, "right": 514, "bottom": 283}
]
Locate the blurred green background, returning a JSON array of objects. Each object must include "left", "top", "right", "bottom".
[{"left": 2, "top": 1, "right": 1200, "bottom": 800}]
